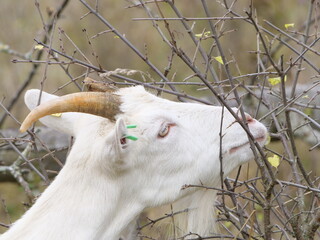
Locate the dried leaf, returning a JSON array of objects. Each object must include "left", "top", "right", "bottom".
[{"left": 101, "top": 68, "right": 139, "bottom": 77}]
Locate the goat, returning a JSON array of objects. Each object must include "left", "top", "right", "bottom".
[{"left": 0, "top": 84, "right": 267, "bottom": 240}]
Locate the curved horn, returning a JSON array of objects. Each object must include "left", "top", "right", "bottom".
[{"left": 20, "top": 92, "right": 121, "bottom": 132}]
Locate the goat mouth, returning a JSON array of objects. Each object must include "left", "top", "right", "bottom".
[{"left": 229, "top": 136, "right": 266, "bottom": 154}]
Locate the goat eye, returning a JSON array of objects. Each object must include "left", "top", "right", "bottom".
[{"left": 158, "top": 124, "right": 170, "bottom": 138}]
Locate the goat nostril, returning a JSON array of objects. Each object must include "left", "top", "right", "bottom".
[
  {"left": 239, "top": 114, "right": 254, "bottom": 123},
  {"left": 246, "top": 114, "right": 254, "bottom": 123}
]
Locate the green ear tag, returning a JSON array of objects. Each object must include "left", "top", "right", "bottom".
[
  {"left": 126, "top": 125, "right": 137, "bottom": 129},
  {"left": 125, "top": 135, "right": 138, "bottom": 141}
]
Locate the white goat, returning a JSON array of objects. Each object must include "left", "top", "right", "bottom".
[{"left": 0, "top": 85, "right": 267, "bottom": 240}]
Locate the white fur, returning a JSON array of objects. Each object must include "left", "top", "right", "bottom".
[{"left": 0, "top": 86, "right": 268, "bottom": 240}]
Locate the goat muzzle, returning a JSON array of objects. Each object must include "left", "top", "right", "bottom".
[{"left": 20, "top": 92, "right": 122, "bottom": 132}]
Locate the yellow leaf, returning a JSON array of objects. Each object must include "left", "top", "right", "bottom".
[
  {"left": 268, "top": 155, "right": 280, "bottom": 168},
  {"left": 285, "top": 23, "right": 295, "bottom": 29},
  {"left": 34, "top": 44, "right": 44, "bottom": 50},
  {"left": 268, "top": 77, "right": 281, "bottom": 85},
  {"left": 224, "top": 221, "right": 232, "bottom": 228},
  {"left": 254, "top": 204, "right": 263, "bottom": 211},
  {"left": 195, "top": 31, "right": 211, "bottom": 38},
  {"left": 304, "top": 108, "right": 313, "bottom": 116},
  {"left": 214, "top": 56, "right": 224, "bottom": 65},
  {"left": 257, "top": 212, "right": 264, "bottom": 221},
  {"left": 51, "top": 113, "right": 62, "bottom": 117},
  {"left": 302, "top": 95, "right": 309, "bottom": 99},
  {"left": 114, "top": 36, "right": 120, "bottom": 39},
  {"left": 268, "top": 76, "right": 287, "bottom": 86}
]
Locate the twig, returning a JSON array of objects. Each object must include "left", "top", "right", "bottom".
[{"left": 133, "top": 17, "right": 247, "bottom": 21}]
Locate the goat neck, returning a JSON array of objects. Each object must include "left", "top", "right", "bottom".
[{"left": 1, "top": 119, "right": 144, "bottom": 240}]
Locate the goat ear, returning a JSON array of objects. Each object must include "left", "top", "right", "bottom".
[
  {"left": 24, "top": 89, "right": 80, "bottom": 136},
  {"left": 112, "top": 118, "right": 129, "bottom": 164}
]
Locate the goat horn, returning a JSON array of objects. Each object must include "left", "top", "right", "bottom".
[{"left": 20, "top": 92, "right": 122, "bottom": 132}]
